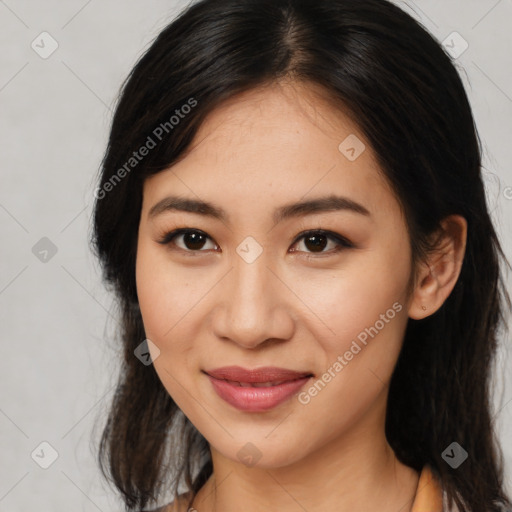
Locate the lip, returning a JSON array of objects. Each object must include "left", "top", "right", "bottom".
[
  {"left": 204, "top": 366, "right": 313, "bottom": 383},
  {"left": 203, "top": 366, "right": 314, "bottom": 412}
]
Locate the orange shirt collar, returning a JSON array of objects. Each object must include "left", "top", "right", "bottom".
[{"left": 411, "top": 465, "right": 445, "bottom": 512}]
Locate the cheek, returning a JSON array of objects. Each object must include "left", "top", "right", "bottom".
[
  {"left": 135, "top": 240, "right": 181, "bottom": 343},
  {"left": 135, "top": 242, "right": 200, "bottom": 405},
  {"left": 136, "top": 237, "right": 188, "bottom": 333},
  {"left": 291, "top": 247, "right": 411, "bottom": 357},
  {"left": 295, "top": 269, "right": 409, "bottom": 422},
  {"left": 135, "top": 240, "right": 216, "bottom": 370}
]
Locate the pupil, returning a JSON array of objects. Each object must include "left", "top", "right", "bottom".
[
  {"left": 184, "top": 232, "right": 206, "bottom": 250},
  {"left": 305, "top": 234, "right": 327, "bottom": 252}
]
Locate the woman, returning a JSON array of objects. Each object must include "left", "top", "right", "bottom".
[{"left": 91, "top": 0, "right": 512, "bottom": 511}]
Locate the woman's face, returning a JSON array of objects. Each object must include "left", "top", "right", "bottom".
[{"left": 136, "top": 81, "right": 415, "bottom": 468}]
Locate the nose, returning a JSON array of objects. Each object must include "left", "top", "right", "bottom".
[{"left": 211, "top": 250, "right": 295, "bottom": 350}]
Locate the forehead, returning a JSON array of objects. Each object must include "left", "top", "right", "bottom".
[
  {"left": 190, "top": 80, "right": 361, "bottom": 155},
  {"left": 142, "top": 81, "right": 400, "bottom": 223}
]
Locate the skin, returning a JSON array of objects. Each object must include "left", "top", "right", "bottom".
[{"left": 135, "top": 80, "right": 467, "bottom": 512}]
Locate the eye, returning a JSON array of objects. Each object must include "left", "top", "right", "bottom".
[
  {"left": 157, "top": 228, "right": 218, "bottom": 253},
  {"left": 290, "top": 229, "right": 353, "bottom": 257},
  {"left": 157, "top": 228, "right": 353, "bottom": 257}
]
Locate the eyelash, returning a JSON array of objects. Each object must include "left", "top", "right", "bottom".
[{"left": 156, "top": 228, "right": 354, "bottom": 258}]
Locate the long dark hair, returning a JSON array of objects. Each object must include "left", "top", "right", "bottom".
[{"left": 90, "top": 0, "right": 512, "bottom": 510}]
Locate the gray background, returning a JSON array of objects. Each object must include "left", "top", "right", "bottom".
[{"left": 0, "top": 1, "right": 511, "bottom": 510}]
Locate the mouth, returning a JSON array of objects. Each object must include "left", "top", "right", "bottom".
[
  {"left": 221, "top": 377, "right": 310, "bottom": 388},
  {"left": 203, "top": 365, "right": 314, "bottom": 383},
  {"left": 202, "top": 366, "right": 314, "bottom": 411}
]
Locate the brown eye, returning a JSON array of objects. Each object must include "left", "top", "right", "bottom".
[
  {"left": 181, "top": 231, "right": 208, "bottom": 250},
  {"left": 158, "top": 229, "right": 218, "bottom": 252},
  {"left": 290, "top": 230, "right": 353, "bottom": 256},
  {"left": 157, "top": 228, "right": 352, "bottom": 257},
  {"left": 302, "top": 233, "right": 329, "bottom": 252}
]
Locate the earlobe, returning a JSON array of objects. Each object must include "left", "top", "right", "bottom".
[{"left": 407, "top": 215, "right": 467, "bottom": 320}]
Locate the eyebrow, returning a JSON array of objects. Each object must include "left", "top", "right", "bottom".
[{"left": 148, "top": 194, "right": 371, "bottom": 224}]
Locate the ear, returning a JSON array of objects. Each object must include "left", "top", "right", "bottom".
[{"left": 408, "top": 214, "right": 467, "bottom": 320}]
